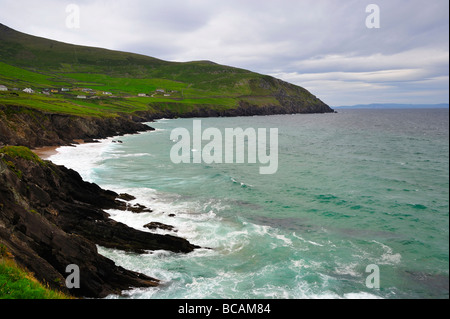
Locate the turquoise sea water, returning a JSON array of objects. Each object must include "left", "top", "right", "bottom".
[{"left": 50, "top": 109, "right": 449, "bottom": 299}]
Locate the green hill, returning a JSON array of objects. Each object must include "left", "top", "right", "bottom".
[{"left": 0, "top": 23, "right": 332, "bottom": 118}]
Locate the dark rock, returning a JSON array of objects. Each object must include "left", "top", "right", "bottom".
[
  {"left": 0, "top": 105, "right": 154, "bottom": 149},
  {"left": 118, "top": 193, "right": 136, "bottom": 201},
  {"left": 144, "top": 222, "right": 177, "bottom": 232},
  {"left": 128, "top": 203, "right": 153, "bottom": 214},
  {"left": 0, "top": 152, "right": 199, "bottom": 298}
]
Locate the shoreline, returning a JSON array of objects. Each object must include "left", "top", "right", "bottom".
[
  {"left": 32, "top": 145, "right": 60, "bottom": 160},
  {"left": 2, "top": 127, "right": 199, "bottom": 298},
  {"left": 32, "top": 140, "right": 86, "bottom": 160}
]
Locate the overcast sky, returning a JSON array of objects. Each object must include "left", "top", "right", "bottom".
[{"left": 0, "top": 0, "right": 448, "bottom": 106}]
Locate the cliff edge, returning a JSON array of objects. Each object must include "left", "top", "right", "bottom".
[{"left": 0, "top": 146, "right": 199, "bottom": 298}]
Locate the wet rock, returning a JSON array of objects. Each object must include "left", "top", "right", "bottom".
[
  {"left": 118, "top": 193, "right": 136, "bottom": 201},
  {"left": 144, "top": 222, "right": 177, "bottom": 232},
  {"left": 0, "top": 151, "right": 199, "bottom": 298},
  {"left": 128, "top": 203, "right": 153, "bottom": 214}
]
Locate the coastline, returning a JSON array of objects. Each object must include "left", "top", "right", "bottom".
[
  {"left": 1, "top": 134, "right": 199, "bottom": 298},
  {"left": 32, "top": 140, "right": 85, "bottom": 160},
  {"left": 1, "top": 120, "right": 207, "bottom": 298},
  {"left": 32, "top": 145, "right": 60, "bottom": 160}
]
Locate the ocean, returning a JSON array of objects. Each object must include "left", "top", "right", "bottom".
[{"left": 49, "top": 108, "right": 449, "bottom": 299}]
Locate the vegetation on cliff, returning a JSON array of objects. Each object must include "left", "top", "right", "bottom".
[
  {"left": 0, "top": 23, "right": 333, "bottom": 120},
  {"left": 0, "top": 243, "right": 71, "bottom": 299},
  {"left": 0, "top": 145, "right": 45, "bottom": 164}
]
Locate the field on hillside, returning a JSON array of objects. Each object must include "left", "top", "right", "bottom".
[
  {"left": 0, "top": 23, "right": 329, "bottom": 117},
  {"left": 0, "top": 61, "right": 257, "bottom": 116},
  {"left": 0, "top": 59, "right": 287, "bottom": 117}
]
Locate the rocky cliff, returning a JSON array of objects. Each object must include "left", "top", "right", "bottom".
[
  {"left": 0, "top": 146, "right": 199, "bottom": 298},
  {"left": 0, "top": 105, "right": 153, "bottom": 149}
]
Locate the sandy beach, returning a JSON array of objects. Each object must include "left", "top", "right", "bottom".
[
  {"left": 33, "top": 140, "right": 86, "bottom": 160},
  {"left": 32, "top": 146, "right": 60, "bottom": 160}
]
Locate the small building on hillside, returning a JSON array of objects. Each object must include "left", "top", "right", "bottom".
[
  {"left": 103, "top": 92, "right": 113, "bottom": 95},
  {"left": 23, "top": 88, "right": 34, "bottom": 94},
  {"left": 77, "top": 95, "right": 87, "bottom": 99},
  {"left": 138, "top": 93, "right": 147, "bottom": 97},
  {"left": 155, "top": 89, "right": 165, "bottom": 93},
  {"left": 50, "top": 89, "right": 59, "bottom": 93},
  {"left": 61, "top": 88, "right": 70, "bottom": 92},
  {"left": 0, "top": 85, "right": 8, "bottom": 91}
]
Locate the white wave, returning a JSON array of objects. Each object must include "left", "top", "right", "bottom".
[
  {"left": 372, "top": 240, "right": 402, "bottom": 265},
  {"left": 99, "top": 153, "right": 154, "bottom": 161},
  {"left": 292, "top": 232, "right": 324, "bottom": 247},
  {"left": 230, "top": 177, "right": 253, "bottom": 188},
  {"left": 275, "top": 234, "right": 293, "bottom": 246},
  {"left": 344, "top": 292, "right": 383, "bottom": 299},
  {"left": 99, "top": 186, "right": 240, "bottom": 251},
  {"left": 48, "top": 137, "right": 117, "bottom": 182},
  {"left": 334, "top": 262, "right": 361, "bottom": 277}
]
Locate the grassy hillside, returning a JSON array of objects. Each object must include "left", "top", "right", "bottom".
[
  {"left": 0, "top": 23, "right": 331, "bottom": 118},
  {"left": 0, "top": 243, "right": 71, "bottom": 299}
]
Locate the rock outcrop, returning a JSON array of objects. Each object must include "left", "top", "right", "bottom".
[
  {"left": 0, "top": 105, "right": 154, "bottom": 149},
  {"left": 0, "top": 147, "right": 199, "bottom": 298}
]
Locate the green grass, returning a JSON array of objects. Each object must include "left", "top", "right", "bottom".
[
  {"left": 0, "top": 146, "right": 45, "bottom": 165},
  {"left": 0, "top": 23, "right": 326, "bottom": 118},
  {"left": 0, "top": 62, "right": 70, "bottom": 88},
  {"left": 63, "top": 73, "right": 188, "bottom": 94},
  {"left": 0, "top": 244, "right": 71, "bottom": 299},
  {"left": 0, "top": 88, "right": 240, "bottom": 117}
]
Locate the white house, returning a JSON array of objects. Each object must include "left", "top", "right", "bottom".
[
  {"left": 138, "top": 93, "right": 147, "bottom": 97},
  {"left": 103, "top": 91, "right": 112, "bottom": 95},
  {"left": 77, "top": 95, "right": 87, "bottom": 99},
  {"left": 61, "top": 88, "right": 70, "bottom": 92},
  {"left": 23, "top": 88, "right": 34, "bottom": 94},
  {"left": 0, "top": 85, "right": 8, "bottom": 91}
]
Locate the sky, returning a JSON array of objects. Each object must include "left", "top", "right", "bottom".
[{"left": 0, "top": 0, "right": 448, "bottom": 106}]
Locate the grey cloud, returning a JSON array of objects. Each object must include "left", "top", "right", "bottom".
[{"left": 0, "top": 0, "right": 447, "bottom": 105}]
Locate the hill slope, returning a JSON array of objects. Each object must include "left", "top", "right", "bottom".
[{"left": 0, "top": 23, "right": 333, "bottom": 119}]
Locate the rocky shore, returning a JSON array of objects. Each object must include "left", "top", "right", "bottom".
[
  {"left": 0, "top": 105, "right": 154, "bottom": 149},
  {"left": 0, "top": 97, "right": 334, "bottom": 149},
  {"left": 0, "top": 100, "right": 334, "bottom": 298},
  {"left": 0, "top": 146, "right": 199, "bottom": 298}
]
